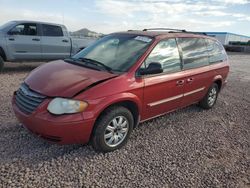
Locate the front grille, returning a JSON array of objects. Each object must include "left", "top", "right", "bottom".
[{"left": 15, "top": 83, "right": 46, "bottom": 114}]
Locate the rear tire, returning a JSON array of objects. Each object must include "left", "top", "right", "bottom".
[
  {"left": 91, "top": 106, "right": 134, "bottom": 153},
  {"left": 199, "top": 83, "right": 219, "bottom": 109},
  {"left": 0, "top": 56, "right": 4, "bottom": 72}
]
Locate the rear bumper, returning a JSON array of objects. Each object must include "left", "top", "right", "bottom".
[{"left": 12, "top": 97, "right": 95, "bottom": 145}]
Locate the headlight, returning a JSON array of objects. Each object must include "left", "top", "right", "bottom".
[{"left": 47, "top": 98, "right": 88, "bottom": 115}]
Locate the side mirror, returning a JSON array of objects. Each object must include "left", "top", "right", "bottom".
[
  {"left": 139, "top": 62, "right": 163, "bottom": 75},
  {"left": 7, "top": 31, "right": 14, "bottom": 35},
  {"left": 8, "top": 30, "right": 19, "bottom": 35},
  {"left": 8, "top": 30, "right": 20, "bottom": 35}
]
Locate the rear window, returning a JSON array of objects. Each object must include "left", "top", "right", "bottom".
[
  {"left": 177, "top": 38, "right": 209, "bottom": 69},
  {"left": 42, "top": 24, "right": 63, "bottom": 37},
  {"left": 206, "top": 39, "right": 227, "bottom": 64}
]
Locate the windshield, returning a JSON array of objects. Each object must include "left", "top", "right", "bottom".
[
  {"left": 73, "top": 34, "right": 153, "bottom": 72},
  {"left": 0, "top": 21, "right": 16, "bottom": 30}
]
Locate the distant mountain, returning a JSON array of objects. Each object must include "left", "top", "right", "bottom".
[{"left": 70, "top": 28, "right": 103, "bottom": 38}]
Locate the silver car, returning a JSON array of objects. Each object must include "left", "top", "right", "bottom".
[{"left": 0, "top": 20, "right": 96, "bottom": 71}]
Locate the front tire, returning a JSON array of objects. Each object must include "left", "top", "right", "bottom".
[
  {"left": 91, "top": 106, "right": 134, "bottom": 153},
  {"left": 199, "top": 83, "right": 219, "bottom": 109},
  {"left": 0, "top": 56, "right": 4, "bottom": 72}
]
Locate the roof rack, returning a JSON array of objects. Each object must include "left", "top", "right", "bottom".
[
  {"left": 185, "top": 31, "right": 207, "bottom": 35},
  {"left": 142, "top": 28, "right": 207, "bottom": 35},
  {"left": 169, "top": 30, "right": 207, "bottom": 35},
  {"left": 142, "top": 28, "right": 186, "bottom": 32}
]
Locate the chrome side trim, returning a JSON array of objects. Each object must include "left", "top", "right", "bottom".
[
  {"left": 148, "top": 94, "right": 183, "bottom": 107},
  {"left": 147, "top": 87, "right": 205, "bottom": 107},
  {"left": 141, "top": 100, "right": 200, "bottom": 123},
  {"left": 183, "top": 87, "right": 205, "bottom": 96}
]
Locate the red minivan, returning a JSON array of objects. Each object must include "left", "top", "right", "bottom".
[{"left": 12, "top": 29, "right": 229, "bottom": 152}]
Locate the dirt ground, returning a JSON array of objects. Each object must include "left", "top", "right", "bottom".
[{"left": 0, "top": 53, "right": 249, "bottom": 187}]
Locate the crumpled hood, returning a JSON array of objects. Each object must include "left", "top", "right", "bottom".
[{"left": 25, "top": 60, "right": 116, "bottom": 97}]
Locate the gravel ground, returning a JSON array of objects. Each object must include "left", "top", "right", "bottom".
[{"left": 0, "top": 54, "right": 249, "bottom": 188}]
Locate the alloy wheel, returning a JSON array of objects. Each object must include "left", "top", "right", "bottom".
[
  {"left": 104, "top": 116, "right": 129, "bottom": 147},
  {"left": 208, "top": 87, "right": 217, "bottom": 106}
]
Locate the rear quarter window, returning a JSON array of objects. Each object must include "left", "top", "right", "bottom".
[
  {"left": 206, "top": 39, "right": 227, "bottom": 64},
  {"left": 177, "top": 38, "right": 209, "bottom": 70}
]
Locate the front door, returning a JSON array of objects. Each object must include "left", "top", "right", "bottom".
[
  {"left": 140, "top": 38, "right": 184, "bottom": 120},
  {"left": 6, "top": 23, "right": 41, "bottom": 60}
]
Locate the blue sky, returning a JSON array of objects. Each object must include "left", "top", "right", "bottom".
[{"left": 0, "top": 0, "right": 250, "bottom": 35}]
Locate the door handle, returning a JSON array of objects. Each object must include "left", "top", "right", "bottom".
[
  {"left": 32, "top": 38, "right": 40, "bottom": 41},
  {"left": 9, "top": 38, "right": 15, "bottom": 41},
  {"left": 187, "top": 78, "right": 194, "bottom": 83},
  {"left": 176, "top": 80, "right": 185, "bottom": 86},
  {"left": 62, "top": 39, "right": 69, "bottom": 43}
]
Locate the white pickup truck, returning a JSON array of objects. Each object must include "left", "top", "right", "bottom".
[{"left": 0, "top": 20, "right": 97, "bottom": 71}]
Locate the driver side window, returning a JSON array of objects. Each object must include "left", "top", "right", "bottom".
[
  {"left": 144, "top": 39, "right": 181, "bottom": 74},
  {"left": 9, "top": 23, "right": 37, "bottom": 36}
]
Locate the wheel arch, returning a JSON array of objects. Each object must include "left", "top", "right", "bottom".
[
  {"left": 213, "top": 75, "right": 223, "bottom": 91},
  {"left": 89, "top": 96, "right": 141, "bottom": 142},
  {"left": 0, "top": 47, "right": 7, "bottom": 61},
  {"left": 96, "top": 98, "right": 141, "bottom": 128}
]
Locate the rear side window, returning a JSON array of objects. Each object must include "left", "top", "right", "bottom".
[
  {"left": 206, "top": 39, "right": 226, "bottom": 64},
  {"left": 177, "top": 38, "right": 209, "bottom": 69},
  {"left": 9, "top": 23, "right": 37, "bottom": 36},
  {"left": 144, "top": 39, "right": 181, "bottom": 73},
  {"left": 42, "top": 24, "right": 63, "bottom": 37}
]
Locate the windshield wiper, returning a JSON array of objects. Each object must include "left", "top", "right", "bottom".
[
  {"left": 64, "top": 58, "right": 101, "bottom": 71},
  {"left": 78, "top": 57, "right": 113, "bottom": 73}
]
